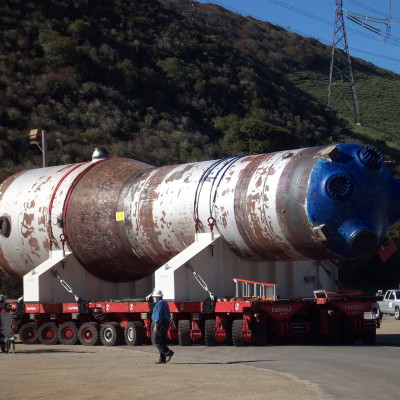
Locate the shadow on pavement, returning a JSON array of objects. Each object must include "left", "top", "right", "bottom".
[{"left": 172, "top": 360, "right": 275, "bottom": 365}]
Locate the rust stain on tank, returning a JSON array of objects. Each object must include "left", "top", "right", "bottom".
[
  {"left": 43, "top": 237, "right": 51, "bottom": 251},
  {"left": 57, "top": 164, "right": 76, "bottom": 173},
  {"left": 233, "top": 153, "right": 290, "bottom": 260},
  {"left": 165, "top": 165, "right": 193, "bottom": 183},
  {"left": 33, "top": 175, "right": 52, "bottom": 191},
  {"left": 221, "top": 212, "right": 228, "bottom": 228},
  {"left": 29, "top": 237, "right": 40, "bottom": 253},
  {"left": 22, "top": 213, "right": 34, "bottom": 227},
  {"left": 38, "top": 214, "right": 46, "bottom": 226},
  {"left": 24, "top": 200, "right": 36, "bottom": 210},
  {"left": 247, "top": 193, "right": 261, "bottom": 213}
]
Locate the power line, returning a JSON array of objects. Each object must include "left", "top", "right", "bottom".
[
  {"left": 347, "top": 0, "right": 400, "bottom": 23},
  {"left": 266, "top": 0, "right": 400, "bottom": 47},
  {"left": 209, "top": 0, "right": 400, "bottom": 64}
]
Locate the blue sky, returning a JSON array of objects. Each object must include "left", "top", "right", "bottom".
[{"left": 197, "top": 0, "right": 400, "bottom": 74}]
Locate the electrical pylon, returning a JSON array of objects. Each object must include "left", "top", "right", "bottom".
[{"left": 327, "top": 0, "right": 361, "bottom": 124}]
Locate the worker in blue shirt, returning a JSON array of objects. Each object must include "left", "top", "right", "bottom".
[{"left": 152, "top": 289, "right": 174, "bottom": 364}]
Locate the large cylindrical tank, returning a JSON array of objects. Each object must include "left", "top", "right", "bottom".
[{"left": 0, "top": 143, "right": 399, "bottom": 282}]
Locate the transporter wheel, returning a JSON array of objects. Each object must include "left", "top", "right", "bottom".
[
  {"left": 19, "top": 322, "right": 39, "bottom": 344},
  {"left": 204, "top": 319, "right": 216, "bottom": 346},
  {"left": 232, "top": 319, "right": 245, "bottom": 347},
  {"left": 253, "top": 320, "right": 267, "bottom": 346},
  {"left": 395, "top": 307, "right": 400, "bottom": 320},
  {"left": 306, "top": 318, "right": 321, "bottom": 344},
  {"left": 124, "top": 321, "right": 145, "bottom": 346},
  {"left": 327, "top": 318, "right": 342, "bottom": 345},
  {"left": 57, "top": 322, "right": 78, "bottom": 345},
  {"left": 38, "top": 322, "right": 59, "bottom": 345},
  {"left": 375, "top": 306, "right": 382, "bottom": 320},
  {"left": 100, "top": 322, "right": 123, "bottom": 346},
  {"left": 78, "top": 322, "right": 100, "bottom": 346},
  {"left": 361, "top": 328, "right": 376, "bottom": 345},
  {"left": 178, "top": 319, "right": 191, "bottom": 346}
]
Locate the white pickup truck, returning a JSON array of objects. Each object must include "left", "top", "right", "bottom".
[{"left": 377, "top": 289, "right": 400, "bottom": 320}]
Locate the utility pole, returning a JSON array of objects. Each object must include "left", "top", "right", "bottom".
[
  {"left": 327, "top": 0, "right": 361, "bottom": 125},
  {"left": 29, "top": 129, "right": 48, "bottom": 167}
]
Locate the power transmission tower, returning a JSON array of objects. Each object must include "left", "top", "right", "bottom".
[
  {"left": 346, "top": 0, "right": 391, "bottom": 39},
  {"left": 327, "top": 0, "right": 361, "bottom": 124},
  {"left": 176, "top": 0, "right": 196, "bottom": 19}
]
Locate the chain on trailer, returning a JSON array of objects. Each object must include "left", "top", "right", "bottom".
[
  {"left": 187, "top": 263, "right": 216, "bottom": 302},
  {"left": 51, "top": 270, "right": 81, "bottom": 302}
]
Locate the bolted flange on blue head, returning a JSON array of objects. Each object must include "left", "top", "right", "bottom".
[
  {"left": 358, "top": 144, "right": 384, "bottom": 169},
  {"left": 307, "top": 143, "right": 400, "bottom": 259}
]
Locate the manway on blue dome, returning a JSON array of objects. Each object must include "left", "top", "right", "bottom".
[{"left": 307, "top": 143, "right": 400, "bottom": 258}]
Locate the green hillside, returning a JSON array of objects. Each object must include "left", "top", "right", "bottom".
[{"left": 1, "top": 0, "right": 400, "bottom": 296}]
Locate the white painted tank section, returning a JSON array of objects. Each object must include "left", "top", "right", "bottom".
[
  {"left": 0, "top": 162, "right": 93, "bottom": 278},
  {"left": 125, "top": 148, "right": 318, "bottom": 265},
  {"left": 212, "top": 150, "right": 306, "bottom": 260}
]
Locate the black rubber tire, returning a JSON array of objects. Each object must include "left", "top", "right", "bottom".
[
  {"left": 78, "top": 322, "right": 100, "bottom": 346},
  {"left": 307, "top": 318, "right": 321, "bottom": 344},
  {"left": 57, "top": 322, "right": 78, "bottom": 345},
  {"left": 342, "top": 330, "right": 356, "bottom": 345},
  {"left": 293, "top": 333, "right": 306, "bottom": 345},
  {"left": 253, "top": 320, "right": 267, "bottom": 346},
  {"left": 232, "top": 319, "right": 245, "bottom": 346},
  {"left": 328, "top": 318, "right": 342, "bottom": 345},
  {"left": 100, "top": 322, "right": 123, "bottom": 346},
  {"left": 375, "top": 306, "right": 383, "bottom": 320},
  {"left": 361, "top": 329, "right": 376, "bottom": 345},
  {"left": 124, "top": 321, "right": 145, "bottom": 346},
  {"left": 19, "top": 322, "right": 39, "bottom": 344},
  {"left": 178, "top": 319, "right": 191, "bottom": 346},
  {"left": 204, "top": 319, "right": 216, "bottom": 346},
  {"left": 395, "top": 307, "right": 400, "bottom": 320},
  {"left": 38, "top": 322, "right": 59, "bottom": 345}
]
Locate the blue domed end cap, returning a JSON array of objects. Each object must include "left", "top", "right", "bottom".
[
  {"left": 307, "top": 143, "right": 400, "bottom": 259},
  {"left": 358, "top": 144, "right": 384, "bottom": 169}
]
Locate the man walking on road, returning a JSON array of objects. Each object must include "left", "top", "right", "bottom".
[{"left": 152, "top": 289, "right": 174, "bottom": 364}]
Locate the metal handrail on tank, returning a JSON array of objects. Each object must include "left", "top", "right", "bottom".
[{"left": 233, "top": 278, "right": 276, "bottom": 300}]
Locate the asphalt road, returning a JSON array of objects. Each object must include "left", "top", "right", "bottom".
[{"left": 133, "top": 316, "right": 400, "bottom": 400}]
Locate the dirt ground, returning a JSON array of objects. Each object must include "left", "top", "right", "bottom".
[
  {"left": 1, "top": 342, "right": 326, "bottom": 400},
  {"left": 1, "top": 318, "right": 397, "bottom": 400}
]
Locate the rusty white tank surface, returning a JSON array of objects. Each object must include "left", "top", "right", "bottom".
[{"left": 0, "top": 143, "right": 399, "bottom": 283}]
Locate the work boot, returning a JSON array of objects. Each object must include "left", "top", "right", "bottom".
[{"left": 166, "top": 350, "right": 174, "bottom": 363}]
